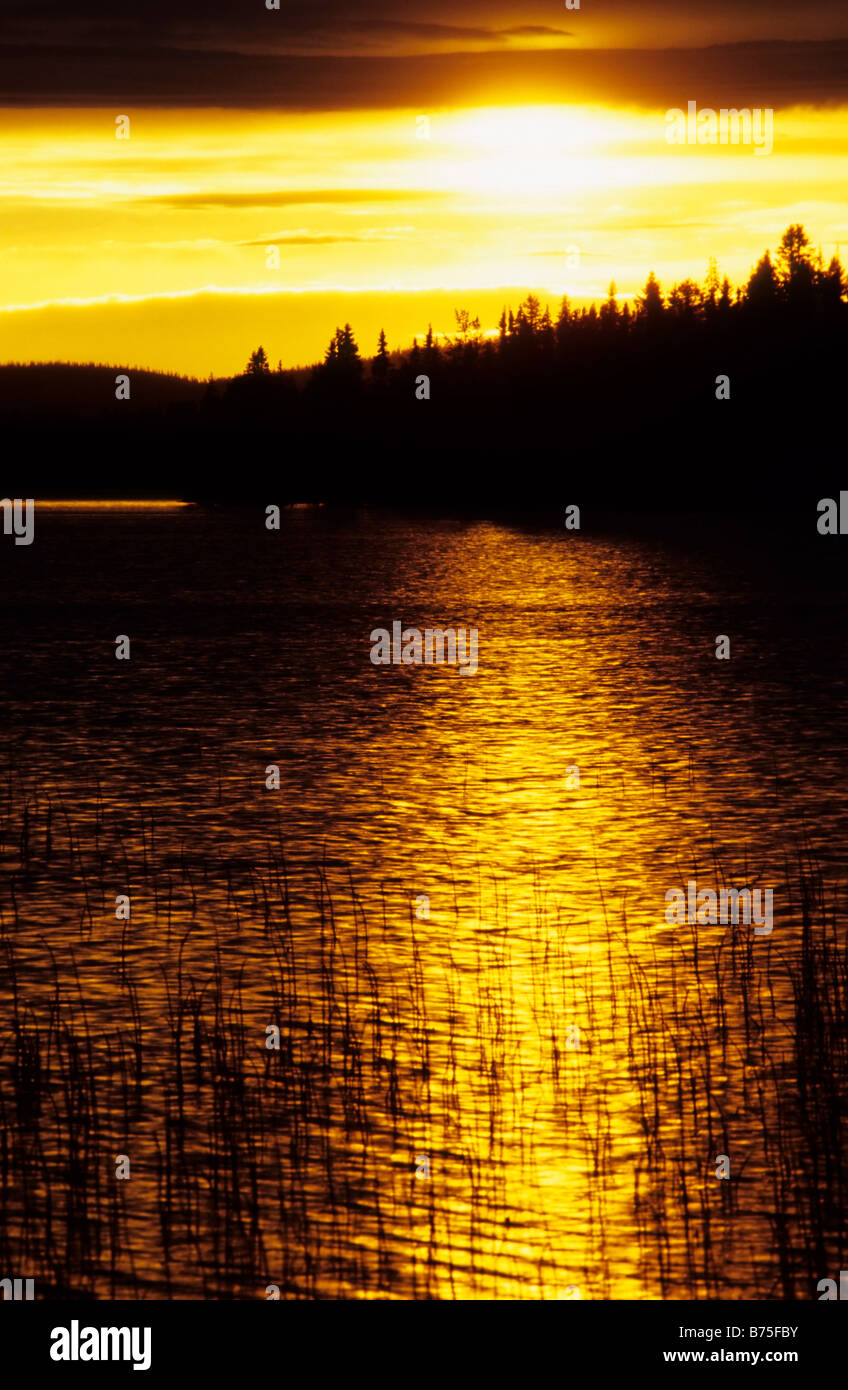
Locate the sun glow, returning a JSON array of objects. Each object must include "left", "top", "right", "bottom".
[{"left": 0, "top": 102, "right": 845, "bottom": 373}]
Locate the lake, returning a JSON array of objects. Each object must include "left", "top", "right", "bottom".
[{"left": 0, "top": 501, "right": 845, "bottom": 1299}]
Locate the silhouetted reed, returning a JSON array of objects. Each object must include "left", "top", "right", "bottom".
[{"left": 0, "top": 766, "right": 845, "bottom": 1299}]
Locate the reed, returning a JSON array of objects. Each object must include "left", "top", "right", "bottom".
[{"left": 0, "top": 782, "right": 844, "bottom": 1300}]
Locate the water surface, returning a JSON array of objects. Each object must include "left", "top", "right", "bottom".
[{"left": 1, "top": 504, "right": 845, "bottom": 1299}]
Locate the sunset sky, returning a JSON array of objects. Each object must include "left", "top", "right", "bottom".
[{"left": 1, "top": 1, "right": 847, "bottom": 374}]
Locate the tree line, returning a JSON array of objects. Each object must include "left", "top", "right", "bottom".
[{"left": 237, "top": 225, "right": 846, "bottom": 392}]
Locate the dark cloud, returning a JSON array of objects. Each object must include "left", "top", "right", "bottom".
[
  {"left": 237, "top": 231, "right": 408, "bottom": 246},
  {"left": 503, "top": 28, "right": 576, "bottom": 38},
  {"left": 2, "top": 2, "right": 547, "bottom": 52},
  {"left": 157, "top": 191, "right": 437, "bottom": 210},
  {"left": 1, "top": 2, "right": 847, "bottom": 108},
  {"left": 344, "top": 22, "right": 504, "bottom": 42},
  {"left": 0, "top": 40, "right": 845, "bottom": 110},
  {"left": 340, "top": 21, "right": 575, "bottom": 43},
  {"left": 5, "top": 0, "right": 847, "bottom": 26}
]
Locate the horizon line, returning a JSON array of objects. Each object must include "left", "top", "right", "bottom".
[{"left": 35, "top": 500, "right": 192, "bottom": 508}]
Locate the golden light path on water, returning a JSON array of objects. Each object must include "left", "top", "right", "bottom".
[
  {"left": 0, "top": 509, "right": 839, "bottom": 1298},
  {"left": 300, "top": 520, "right": 782, "bottom": 1299}
]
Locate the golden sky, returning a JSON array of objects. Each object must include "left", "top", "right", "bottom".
[{"left": 1, "top": 1, "right": 847, "bottom": 374}]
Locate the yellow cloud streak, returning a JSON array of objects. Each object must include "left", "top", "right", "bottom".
[{"left": 0, "top": 103, "right": 845, "bottom": 373}]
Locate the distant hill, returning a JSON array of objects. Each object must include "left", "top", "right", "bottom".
[
  {"left": 2, "top": 225, "right": 845, "bottom": 511},
  {"left": 0, "top": 362, "right": 211, "bottom": 417}
]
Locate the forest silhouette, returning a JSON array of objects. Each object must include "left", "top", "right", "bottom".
[{"left": 5, "top": 225, "right": 845, "bottom": 507}]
